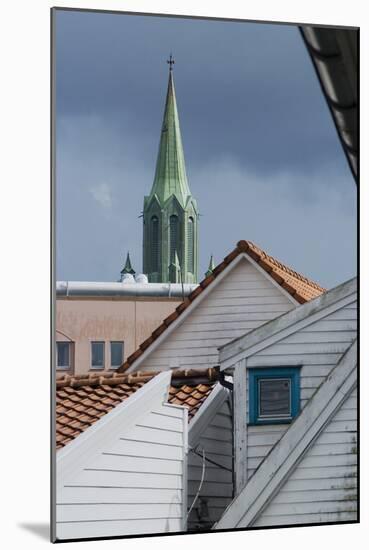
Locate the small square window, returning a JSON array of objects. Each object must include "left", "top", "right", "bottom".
[
  {"left": 249, "top": 367, "right": 300, "bottom": 425},
  {"left": 110, "top": 341, "right": 124, "bottom": 369},
  {"left": 56, "top": 342, "right": 71, "bottom": 370},
  {"left": 91, "top": 341, "right": 105, "bottom": 369}
]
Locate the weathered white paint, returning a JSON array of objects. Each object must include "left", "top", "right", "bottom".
[
  {"left": 132, "top": 256, "right": 295, "bottom": 373},
  {"left": 242, "top": 299, "right": 356, "bottom": 479},
  {"left": 233, "top": 359, "right": 248, "bottom": 495},
  {"left": 253, "top": 385, "right": 357, "bottom": 527},
  {"left": 187, "top": 385, "right": 233, "bottom": 530},
  {"left": 215, "top": 340, "right": 357, "bottom": 529},
  {"left": 222, "top": 279, "right": 356, "bottom": 483},
  {"left": 56, "top": 372, "right": 188, "bottom": 540},
  {"left": 219, "top": 277, "right": 356, "bottom": 369}
]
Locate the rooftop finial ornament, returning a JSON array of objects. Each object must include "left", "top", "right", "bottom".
[{"left": 167, "top": 53, "right": 175, "bottom": 71}]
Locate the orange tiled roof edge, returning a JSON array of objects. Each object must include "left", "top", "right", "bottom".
[
  {"left": 56, "top": 368, "right": 220, "bottom": 449},
  {"left": 56, "top": 367, "right": 219, "bottom": 390},
  {"left": 118, "top": 240, "right": 326, "bottom": 374}
]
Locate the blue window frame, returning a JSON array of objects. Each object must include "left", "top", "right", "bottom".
[{"left": 248, "top": 367, "right": 301, "bottom": 425}]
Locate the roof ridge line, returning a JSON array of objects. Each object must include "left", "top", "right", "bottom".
[{"left": 117, "top": 240, "right": 325, "bottom": 373}]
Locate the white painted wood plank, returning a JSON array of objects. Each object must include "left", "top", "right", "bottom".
[
  {"left": 89, "top": 454, "right": 183, "bottom": 475},
  {"left": 211, "top": 287, "right": 287, "bottom": 298},
  {"left": 233, "top": 360, "right": 248, "bottom": 495},
  {"left": 190, "top": 312, "right": 289, "bottom": 324},
  {"left": 279, "top": 477, "right": 357, "bottom": 492},
  {"left": 257, "top": 342, "right": 351, "bottom": 356},
  {"left": 280, "top": 331, "right": 356, "bottom": 344},
  {"left": 56, "top": 517, "right": 183, "bottom": 539},
  {"left": 288, "top": 453, "right": 357, "bottom": 469},
  {"left": 57, "top": 503, "right": 183, "bottom": 522},
  {"left": 272, "top": 488, "right": 356, "bottom": 504},
  {"left": 324, "top": 420, "right": 357, "bottom": 433},
  {"left": 259, "top": 500, "right": 357, "bottom": 517},
  {"left": 248, "top": 354, "right": 343, "bottom": 367},
  {"left": 106, "top": 438, "right": 183, "bottom": 461},
  {"left": 151, "top": 405, "right": 184, "bottom": 418},
  {"left": 125, "top": 425, "right": 183, "bottom": 446},
  {"left": 159, "top": 339, "right": 230, "bottom": 350},
  {"left": 66, "top": 470, "right": 183, "bottom": 489},
  {"left": 254, "top": 511, "right": 357, "bottom": 527},
  {"left": 300, "top": 320, "right": 357, "bottom": 332},
  {"left": 198, "top": 304, "right": 292, "bottom": 315},
  {"left": 325, "top": 308, "right": 357, "bottom": 321},
  {"left": 289, "top": 464, "right": 357, "bottom": 481},
  {"left": 196, "top": 425, "right": 232, "bottom": 442},
  {"left": 333, "top": 407, "right": 357, "bottom": 421},
  {"left": 210, "top": 413, "right": 233, "bottom": 429},
  {"left": 201, "top": 296, "right": 291, "bottom": 307},
  {"left": 148, "top": 347, "right": 219, "bottom": 358},
  {"left": 136, "top": 411, "right": 183, "bottom": 432},
  {"left": 57, "top": 487, "right": 183, "bottom": 505}
]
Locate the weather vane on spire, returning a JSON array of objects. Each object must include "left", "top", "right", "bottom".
[{"left": 167, "top": 53, "right": 175, "bottom": 71}]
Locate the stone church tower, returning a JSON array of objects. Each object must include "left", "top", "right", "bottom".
[{"left": 143, "top": 57, "right": 199, "bottom": 284}]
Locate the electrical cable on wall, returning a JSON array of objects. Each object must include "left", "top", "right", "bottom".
[{"left": 186, "top": 448, "right": 206, "bottom": 520}]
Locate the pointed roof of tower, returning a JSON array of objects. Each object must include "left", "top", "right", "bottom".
[
  {"left": 148, "top": 58, "right": 192, "bottom": 208},
  {"left": 205, "top": 255, "right": 215, "bottom": 277},
  {"left": 120, "top": 252, "right": 135, "bottom": 276}
]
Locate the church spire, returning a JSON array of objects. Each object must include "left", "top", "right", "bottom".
[
  {"left": 205, "top": 255, "right": 215, "bottom": 277},
  {"left": 143, "top": 57, "right": 199, "bottom": 284},
  {"left": 120, "top": 252, "right": 135, "bottom": 279},
  {"left": 148, "top": 56, "right": 191, "bottom": 207}
]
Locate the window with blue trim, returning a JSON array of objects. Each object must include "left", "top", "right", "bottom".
[{"left": 248, "top": 367, "right": 301, "bottom": 425}]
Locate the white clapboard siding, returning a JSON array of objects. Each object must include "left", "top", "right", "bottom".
[
  {"left": 215, "top": 340, "right": 356, "bottom": 530},
  {"left": 253, "top": 386, "right": 357, "bottom": 527},
  {"left": 138, "top": 257, "right": 295, "bottom": 372},
  {"left": 245, "top": 300, "right": 357, "bottom": 479},
  {"left": 187, "top": 398, "right": 234, "bottom": 531},
  {"left": 56, "top": 372, "right": 188, "bottom": 540}
]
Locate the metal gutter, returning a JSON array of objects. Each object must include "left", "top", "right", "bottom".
[
  {"left": 56, "top": 281, "right": 198, "bottom": 298},
  {"left": 300, "top": 26, "right": 358, "bottom": 182}
]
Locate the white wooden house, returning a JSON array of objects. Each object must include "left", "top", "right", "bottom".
[
  {"left": 215, "top": 277, "right": 357, "bottom": 529},
  {"left": 54, "top": 240, "right": 334, "bottom": 539},
  {"left": 118, "top": 240, "right": 325, "bottom": 529},
  {"left": 55, "top": 371, "right": 188, "bottom": 540},
  {"left": 55, "top": 366, "right": 234, "bottom": 540}
]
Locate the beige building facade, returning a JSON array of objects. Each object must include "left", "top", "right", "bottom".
[{"left": 56, "top": 282, "right": 197, "bottom": 376}]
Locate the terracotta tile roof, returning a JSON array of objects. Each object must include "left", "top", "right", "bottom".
[
  {"left": 56, "top": 368, "right": 218, "bottom": 450},
  {"left": 118, "top": 240, "right": 326, "bottom": 373}
]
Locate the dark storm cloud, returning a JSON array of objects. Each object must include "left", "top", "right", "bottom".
[
  {"left": 55, "top": 9, "right": 356, "bottom": 288},
  {"left": 55, "top": 10, "right": 349, "bottom": 174}
]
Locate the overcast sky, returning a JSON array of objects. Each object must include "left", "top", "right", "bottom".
[{"left": 55, "top": 9, "right": 356, "bottom": 289}]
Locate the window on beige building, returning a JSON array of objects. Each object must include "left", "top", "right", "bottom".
[
  {"left": 110, "top": 341, "right": 124, "bottom": 369},
  {"left": 91, "top": 341, "right": 105, "bottom": 370},
  {"left": 56, "top": 342, "right": 72, "bottom": 370}
]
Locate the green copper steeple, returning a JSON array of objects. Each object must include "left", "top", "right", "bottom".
[
  {"left": 120, "top": 252, "right": 135, "bottom": 280},
  {"left": 205, "top": 255, "right": 215, "bottom": 278},
  {"left": 143, "top": 56, "right": 199, "bottom": 284}
]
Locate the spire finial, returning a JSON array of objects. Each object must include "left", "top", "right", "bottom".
[{"left": 167, "top": 53, "right": 175, "bottom": 71}]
